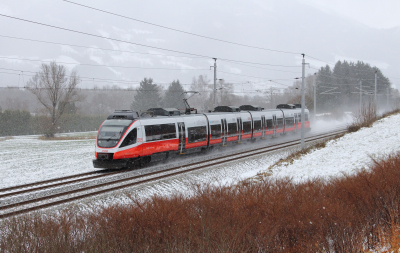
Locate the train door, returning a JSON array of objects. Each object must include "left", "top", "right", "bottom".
[
  {"left": 221, "top": 119, "right": 227, "bottom": 146},
  {"left": 295, "top": 113, "right": 298, "bottom": 132},
  {"left": 261, "top": 115, "right": 265, "bottom": 139},
  {"left": 178, "top": 122, "right": 186, "bottom": 154},
  {"left": 237, "top": 117, "right": 242, "bottom": 143},
  {"left": 272, "top": 115, "right": 277, "bottom": 136}
]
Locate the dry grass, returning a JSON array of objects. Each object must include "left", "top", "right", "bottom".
[
  {"left": 2, "top": 152, "right": 400, "bottom": 252},
  {"left": 0, "top": 136, "right": 13, "bottom": 141}
]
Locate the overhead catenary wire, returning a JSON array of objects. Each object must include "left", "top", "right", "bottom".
[
  {"left": 0, "top": 34, "right": 300, "bottom": 69},
  {"left": 0, "top": 56, "right": 210, "bottom": 71},
  {"left": 61, "top": 0, "right": 301, "bottom": 56},
  {"left": 0, "top": 14, "right": 304, "bottom": 71},
  {"left": 0, "top": 68, "right": 296, "bottom": 88},
  {"left": 0, "top": 14, "right": 214, "bottom": 59},
  {"left": 0, "top": 85, "right": 283, "bottom": 94}
]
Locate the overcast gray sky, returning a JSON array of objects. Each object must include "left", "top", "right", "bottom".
[
  {"left": 0, "top": 0, "right": 399, "bottom": 92},
  {"left": 300, "top": 0, "right": 400, "bottom": 29}
]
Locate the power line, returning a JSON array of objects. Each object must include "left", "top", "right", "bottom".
[
  {"left": 221, "top": 59, "right": 299, "bottom": 68},
  {"left": 0, "top": 34, "right": 205, "bottom": 60},
  {"left": 218, "top": 70, "right": 300, "bottom": 81},
  {"left": 220, "top": 60, "right": 300, "bottom": 72},
  {"left": 61, "top": 0, "right": 300, "bottom": 55},
  {"left": 0, "top": 34, "right": 300, "bottom": 69},
  {"left": 0, "top": 56, "right": 210, "bottom": 71},
  {"left": 0, "top": 67, "right": 300, "bottom": 88},
  {"left": 0, "top": 85, "right": 279, "bottom": 94},
  {"left": 0, "top": 14, "right": 213, "bottom": 59}
]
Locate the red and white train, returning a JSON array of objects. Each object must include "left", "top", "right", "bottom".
[{"left": 93, "top": 105, "right": 310, "bottom": 169}]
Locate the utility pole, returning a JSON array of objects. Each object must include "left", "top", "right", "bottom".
[
  {"left": 313, "top": 73, "right": 316, "bottom": 121},
  {"left": 270, "top": 86, "right": 274, "bottom": 108},
  {"left": 359, "top": 80, "right": 362, "bottom": 112},
  {"left": 374, "top": 71, "right": 377, "bottom": 105},
  {"left": 213, "top": 58, "right": 217, "bottom": 110},
  {"left": 301, "top": 54, "right": 305, "bottom": 149}
]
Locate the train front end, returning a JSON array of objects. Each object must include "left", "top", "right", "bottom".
[{"left": 93, "top": 110, "right": 140, "bottom": 169}]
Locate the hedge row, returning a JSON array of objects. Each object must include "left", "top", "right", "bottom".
[{"left": 0, "top": 110, "right": 107, "bottom": 136}]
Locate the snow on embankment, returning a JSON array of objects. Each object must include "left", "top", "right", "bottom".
[{"left": 267, "top": 113, "right": 400, "bottom": 183}]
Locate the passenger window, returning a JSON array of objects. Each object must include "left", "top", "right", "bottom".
[
  {"left": 120, "top": 128, "right": 137, "bottom": 147},
  {"left": 285, "top": 117, "right": 294, "bottom": 128},
  {"left": 188, "top": 126, "right": 207, "bottom": 143},
  {"left": 266, "top": 119, "right": 273, "bottom": 131},
  {"left": 243, "top": 122, "right": 251, "bottom": 134},
  {"left": 277, "top": 119, "right": 283, "bottom": 129},
  {"left": 228, "top": 123, "right": 237, "bottom": 137},
  {"left": 210, "top": 124, "right": 221, "bottom": 139},
  {"left": 145, "top": 123, "right": 177, "bottom": 142},
  {"left": 254, "top": 120, "right": 261, "bottom": 132}
]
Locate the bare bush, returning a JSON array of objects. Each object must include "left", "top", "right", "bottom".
[{"left": 348, "top": 100, "right": 377, "bottom": 132}]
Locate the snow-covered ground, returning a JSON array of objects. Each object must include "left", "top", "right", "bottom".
[
  {"left": 0, "top": 118, "right": 350, "bottom": 190},
  {"left": 3, "top": 112, "right": 398, "bottom": 206},
  {"left": 268, "top": 113, "right": 400, "bottom": 183},
  {"left": 0, "top": 132, "right": 98, "bottom": 188}
]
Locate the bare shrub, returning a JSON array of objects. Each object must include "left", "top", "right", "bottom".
[{"left": 348, "top": 100, "right": 377, "bottom": 132}]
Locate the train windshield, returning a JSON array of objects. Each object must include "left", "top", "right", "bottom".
[{"left": 97, "top": 119, "right": 133, "bottom": 148}]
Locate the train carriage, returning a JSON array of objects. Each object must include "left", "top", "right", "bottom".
[{"left": 93, "top": 104, "right": 311, "bottom": 169}]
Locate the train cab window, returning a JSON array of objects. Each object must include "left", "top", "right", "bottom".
[
  {"left": 228, "top": 122, "right": 237, "bottom": 137},
  {"left": 266, "top": 119, "right": 273, "bottom": 131},
  {"left": 145, "top": 123, "right": 177, "bottom": 142},
  {"left": 277, "top": 118, "right": 284, "bottom": 129},
  {"left": 188, "top": 126, "right": 207, "bottom": 143},
  {"left": 243, "top": 121, "right": 251, "bottom": 134},
  {"left": 97, "top": 120, "right": 132, "bottom": 148},
  {"left": 254, "top": 120, "right": 261, "bottom": 132},
  {"left": 120, "top": 128, "right": 137, "bottom": 148},
  {"left": 210, "top": 124, "right": 222, "bottom": 139}
]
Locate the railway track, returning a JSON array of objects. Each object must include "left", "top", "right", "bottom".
[{"left": 0, "top": 127, "right": 347, "bottom": 219}]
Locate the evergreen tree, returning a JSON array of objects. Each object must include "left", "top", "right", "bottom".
[
  {"left": 162, "top": 80, "right": 186, "bottom": 109},
  {"left": 315, "top": 61, "right": 391, "bottom": 112},
  {"left": 131, "top": 78, "right": 161, "bottom": 111}
]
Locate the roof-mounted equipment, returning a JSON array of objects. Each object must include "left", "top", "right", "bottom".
[
  {"left": 213, "top": 106, "right": 241, "bottom": 112},
  {"left": 276, "top": 104, "right": 296, "bottom": 109},
  {"left": 239, "top": 105, "right": 264, "bottom": 111},
  {"left": 146, "top": 108, "right": 181, "bottom": 116},
  {"left": 107, "top": 110, "right": 140, "bottom": 120}
]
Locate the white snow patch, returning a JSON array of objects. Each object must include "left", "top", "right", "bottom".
[
  {"left": 60, "top": 45, "right": 78, "bottom": 54},
  {"left": 146, "top": 38, "right": 167, "bottom": 44},
  {"left": 268, "top": 114, "right": 400, "bottom": 183},
  {"left": 89, "top": 55, "right": 104, "bottom": 65},
  {"left": 130, "top": 29, "right": 153, "bottom": 34}
]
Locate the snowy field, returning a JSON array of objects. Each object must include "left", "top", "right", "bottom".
[
  {"left": 3, "top": 112, "right": 398, "bottom": 211},
  {"left": 0, "top": 118, "right": 350, "bottom": 190},
  {"left": 267, "top": 113, "right": 400, "bottom": 183},
  {"left": 0, "top": 132, "right": 98, "bottom": 188}
]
